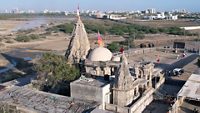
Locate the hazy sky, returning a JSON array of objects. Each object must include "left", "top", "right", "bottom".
[{"left": 0, "top": 0, "right": 199, "bottom": 12}]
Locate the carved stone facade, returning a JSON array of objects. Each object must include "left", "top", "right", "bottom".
[
  {"left": 134, "top": 62, "right": 154, "bottom": 91},
  {"left": 113, "top": 54, "right": 139, "bottom": 106},
  {"left": 65, "top": 17, "right": 90, "bottom": 64},
  {"left": 84, "top": 61, "right": 118, "bottom": 76},
  {"left": 112, "top": 55, "right": 154, "bottom": 107}
]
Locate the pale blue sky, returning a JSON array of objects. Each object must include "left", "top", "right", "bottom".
[{"left": 0, "top": 0, "right": 199, "bottom": 12}]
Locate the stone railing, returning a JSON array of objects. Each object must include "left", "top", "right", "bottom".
[
  {"left": 114, "top": 48, "right": 156, "bottom": 56},
  {"left": 168, "top": 99, "right": 180, "bottom": 113},
  {"left": 105, "top": 103, "right": 129, "bottom": 113},
  {"left": 129, "top": 88, "right": 155, "bottom": 113}
]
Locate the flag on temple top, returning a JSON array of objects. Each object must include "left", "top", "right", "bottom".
[{"left": 97, "top": 31, "right": 103, "bottom": 46}]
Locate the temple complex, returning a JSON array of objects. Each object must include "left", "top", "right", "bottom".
[
  {"left": 0, "top": 7, "right": 166, "bottom": 113},
  {"left": 69, "top": 9, "right": 165, "bottom": 113}
]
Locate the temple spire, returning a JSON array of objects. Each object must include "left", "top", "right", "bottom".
[
  {"left": 114, "top": 53, "right": 133, "bottom": 90},
  {"left": 77, "top": 4, "right": 80, "bottom": 20},
  {"left": 65, "top": 6, "right": 90, "bottom": 64}
]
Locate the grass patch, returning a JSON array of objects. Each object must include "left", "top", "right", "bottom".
[
  {"left": 15, "top": 34, "right": 46, "bottom": 42},
  {"left": 47, "top": 19, "right": 198, "bottom": 39}
]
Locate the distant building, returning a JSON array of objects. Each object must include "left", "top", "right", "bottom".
[
  {"left": 95, "top": 11, "right": 106, "bottom": 19},
  {"left": 43, "top": 9, "right": 49, "bottom": 14},
  {"left": 148, "top": 8, "right": 156, "bottom": 14},
  {"left": 157, "top": 12, "right": 165, "bottom": 19},
  {"left": 173, "top": 42, "right": 185, "bottom": 49},
  {"left": 166, "top": 14, "right": 178, "bottom": 20},
  {"left": 11, "top": 8, "right": 20, "bottom": 14},
  {"left": 144, "top": 12, "right": 178, "bottom": 20},
  {"left": 109, "top": 14, "right": 127, "bottom": 20}
]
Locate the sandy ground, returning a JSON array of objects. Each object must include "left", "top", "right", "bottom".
[
  {"left": 0, "top": 20, "right": 26, "bottom": 35},
  {"left": 4, "top": 36, "right": 68, "bottom": 51},
  {"left": 128, "top": 50, "right": 178, "bottom": 64},
  {"left": 135, "top": 34, "right": 197, "bottom": 47},
  {"left": 0, "top": 55, "right": 9, "bottom": 67},
  {"left": 2, "top": 32, "right": 125, "bottom": 52}
]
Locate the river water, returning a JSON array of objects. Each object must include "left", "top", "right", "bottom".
[
  {"left": 11, "top": 18, "right": 48, "bottom": 32},
  {"left": 11, "top": 17, "right": 72, "bottom": 32}
]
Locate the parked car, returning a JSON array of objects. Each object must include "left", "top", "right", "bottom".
[{"left": 173, "top": 68, "right": 184, "bottom": 76}]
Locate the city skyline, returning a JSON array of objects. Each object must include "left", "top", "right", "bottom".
[{"left": 0, "top": 0, "right": 200, "bottom": 12}]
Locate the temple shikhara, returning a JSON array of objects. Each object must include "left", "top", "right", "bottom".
[{"left": 65, "top": 8, "right": 90, "bottom": 64}]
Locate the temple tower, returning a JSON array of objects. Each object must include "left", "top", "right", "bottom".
[
  {"left": 113, "top": 54, "right": 138, "bottom": 106},
  {"left": 65, "top": 7, "right": 90, "bottom": 64}
]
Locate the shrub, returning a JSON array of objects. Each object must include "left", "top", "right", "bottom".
[
  {"left": 107, "top": 42, "right": 120, "bottom": 52},
  {"left": 15, "top": 34, "right": 45, "bottom": 42},
  {"left": 15, "top": 35, "right": 30, "bottom": 42},
  {"left": 33, "top": 53, "right": 80, "bottom": 94},
  {"left": 29, "top": 34, "right": 40, "bottom": 40}
]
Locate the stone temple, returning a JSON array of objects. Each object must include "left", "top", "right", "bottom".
[
  {"left": 0, "top": 8, "right": 166, "bottom": 113},
  {"left": 69, "top": 9, "right": 165, "bottom": 113}
]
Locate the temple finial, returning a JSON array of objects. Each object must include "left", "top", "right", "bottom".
[{"left": 77, "top": 4, "right": 80, "bottom": 19}]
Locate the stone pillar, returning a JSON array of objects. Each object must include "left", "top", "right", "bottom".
[
  {"left": 134, "top": 65, "right": 139, "bottom": 78},
  {"left": 96, "top": 67, "right": 101, "bottom": 76},
  {"left": 104, "top": 67, "right": 111, "bottom": 75}
]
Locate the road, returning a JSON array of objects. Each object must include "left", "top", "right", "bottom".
[{"left": 155, "top": 53, "right": 199, "bottom": 74}]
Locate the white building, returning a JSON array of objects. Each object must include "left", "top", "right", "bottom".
[
  {"left": 166, "top": 14, "right": 178, "bottom": 20},
  {"left": 109, "top": 14, "right": 127, "bottom": 20},
  {"left": 157, "top": 12, "right": 165, "bottom": 19},
  {"left": 148, "top": 8, "right": 156, "bottom": 14},
  {"left": 144, "top": 12, "right": 178, "bottom": 20}
]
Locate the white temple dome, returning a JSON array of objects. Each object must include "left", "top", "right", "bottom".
[{"left": 89, "top": 47, "right": 112, "bottom": 62}]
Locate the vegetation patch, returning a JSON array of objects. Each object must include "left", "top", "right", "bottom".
[
  {"left": 107, "top": 42, "right": 120, "bottom": 52},
  {"left": 15, "top": 34, "right": 46, "bottom": 42},
  {"left": 46, "top": 23, "right": 74, "bottom": 34},
  {"left": 33, "top": 53, "right": 79, "bottom": 95},
  {"left": 47, "top": 19, "right": 198, "bottom": 39}
]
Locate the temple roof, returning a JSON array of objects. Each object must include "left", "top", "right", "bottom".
[{"left": 88, "top": 47, "right": 112, "bottom": 62}]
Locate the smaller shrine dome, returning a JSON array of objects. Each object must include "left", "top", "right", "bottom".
[{"left": 89, "top": 47, "right": 112, "bottom": 62}]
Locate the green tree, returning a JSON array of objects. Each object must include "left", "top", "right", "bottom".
[
  {"left": 33, "top": 53, "right": 79, "bottom": 95},
  {"left": 107, "top": 42, "right": 120, "bottom": 52},
  {"left": 15, "top": 35, "right": 31, "bottom": 42}
]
